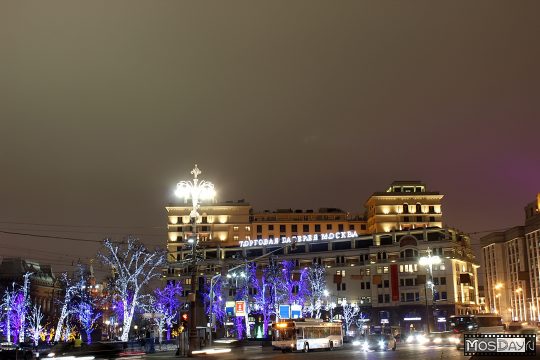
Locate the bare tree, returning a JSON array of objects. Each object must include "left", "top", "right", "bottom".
[
  {"left": 54, "top": 273, "right": 76, "bottom": 342},
  {"left": 306, "top": 264, "right": 326, "bottom": 318},
  {"left": 98, "top": 237, "right": 166, "bottom": 342},
  {"left": 27, "top": 304, "right": 44, "bottom": 346},
  {"left": 341, "top": 301, "right": 359, "bottom": 335}
]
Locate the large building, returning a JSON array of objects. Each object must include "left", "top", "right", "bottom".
[
  {"left": 0, "top": 258, "right": 61, "bottom": 319},
  {"left": 481, "top": 194, "right": 540, "bottom": 323},
  {"left": 165, "top": 181, "right": 479, "bottom": 334},
  {"left": 365, "top": 181, "right": 443, "bottom": 233}
]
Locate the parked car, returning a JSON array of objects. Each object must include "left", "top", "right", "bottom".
[
  {"left": 0, "top": 342, "right": 34, "bottom": 360},
  {"left": 361, "top": 334, "right": 397, "bottom": 351}
]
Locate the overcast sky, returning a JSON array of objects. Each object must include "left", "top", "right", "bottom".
[{"left": 0, "top": 1, "right": 539, "bottom": 277}]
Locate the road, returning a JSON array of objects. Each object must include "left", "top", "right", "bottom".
[{"left": 145, "top": 344, "right": 468, "bottom": 360}]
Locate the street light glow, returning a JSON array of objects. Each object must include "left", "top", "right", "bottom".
[{"left": 419, "top": 255, "right": 442, "bottom": 266}]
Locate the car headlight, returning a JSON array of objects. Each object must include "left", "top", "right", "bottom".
[
  {"left": 379, "top": 340, "right": 385, "bottom": 349},
  {"left": 353, "top": 340, "right": 361, "bottom": 346},
  {"left": 433, "top": 337, "right": 442, "bottom": 344},
  {"left": 47, "top": 353, "right": 55, "bottom": 358},
  {"left": 407, "top": 335, "right": 414, "bottom": 343},
  {"left": 416, "top": 335, "right": 427, "bottom": 344},
  {"left": 363, "top": 342, "right": 369, "bottom": 351}
]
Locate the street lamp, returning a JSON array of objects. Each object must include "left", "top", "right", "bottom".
[
  {"left": 175, "top": 165, "right": 216, "bottom": 356},
  {"left": 418, "top": 248, "right": 442, "bottom": 335}
]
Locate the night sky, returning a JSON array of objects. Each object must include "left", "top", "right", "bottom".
[{"left": 1, "top": 1, "right": 539, "bottom": 277}]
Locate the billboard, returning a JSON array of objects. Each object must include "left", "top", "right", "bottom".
[{"left": 235, "top": 301, "right": 246, "bottom": 316}]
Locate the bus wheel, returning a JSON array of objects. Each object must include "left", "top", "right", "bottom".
[
  {"left": 329, "top": 341, "right": 334, "bottom": 351},
  {"left": 303, "top": 342, "right": 309, "bottom": 353}
]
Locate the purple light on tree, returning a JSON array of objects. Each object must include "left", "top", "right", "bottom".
[
  {"left": 248, "top": 263, "right": 278, "bottom": 337},
  {"left": 154, "top": 282, "right": 183, "bottom": 342},
  {"left": 202, "top": 278, "right": 225, "bottom": 333},
  {"left": 76, "top": 302, "right": 102, "bottom": 344},
  {"left": 280, "top": 260, "right": 310, "bottom": 306}
]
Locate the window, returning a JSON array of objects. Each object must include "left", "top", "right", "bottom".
[
  {"left": 441, "top": 291, "right": 447, "bottom": 300},
  {"left": 361, "top": 224, "right": 367, "bottom": 230},
  {"left": 233, "top": 226, "right": 239, "bottom": 231},
  {"left": 400, "top": 279, "right": 404, "bottom": 286},
  {"left": 336, "top": 270, "right": 346, "bottom": 276},
  {"left": 280, "top": 224, "right": 286, "bottom": 232},
  {"left": 185, "top": 278, "right": 192, "bottom": 285},
  {"left": 378, "top": 295, "right": 384, "bottom": 303},
  {"left": 315, "top": 224, "right": 321, "bottom": 232},
  {"left": 406, "top": 293, "right": 414, "bottom": 302},
  {"left": 349, "top": 224, "right": 355, "bottom": 230},
  {"left": 429, "top": 206, "right": 435, "bottom": 213},
  {"left": 338, "top": 224, "right": 344, "bottom": 231},
  {"left": 361, "top": 282, "right": 365, "bottom": 290},
  {"left": 366, "top": 282, "right": 371, "bottom": 289},
  {"left": 400, "top": 264, "right": 418, "bottom": 273},
  {"left": 337, "top": 283, "right": 347, "bottom": 291},
  {"left": 245, "top": 226, "right": 250, "bottom": 231},
  {"left": 384, "top": 279, "right": 390, "bottom": 288},
  {"left": 233, "top": 235, "right": 239, "bottom": 241},
  {"left": 291, "top": 224, "right": 297, "bottom": 232},
  {"left": 303, "top": 224, "right": 309, "bottom": 232},
  {"left": 268, "top": 224, "right": 274, "bottom": 231},
  {"left": 403, "top": 203, "right": 409, "bottom": 214},
  {"left": 433, "top": 277, "right": 440, "bottom": 285},
  {"left": 405, "top": 278, "right": 414, "bottom": 286},
  {"left": 384, "top": 294, "right": 390, "bottom": 303},
  {"left": 416, "top": 216, "right": 423, "bottom": 222},
  {"left": 326, "top": 224, "right": 332, "bottom": 230},
  {"left": 377, "top": 266, "right": 383, "bottom": 274},
  {"left": 404, "top": 216, "right": 410, "bottom": 222},
  {"left": 440, "top": 277, "right": 446, "bottom": 285},
  {"left": 256, "top": 225, "right": 262, "bottom": 233},
  {"left": 416, "top": 203, "right": 422, "bottom": 213},
  {"left": 383, "top": 266, "right": 389, "bottom": 273}
]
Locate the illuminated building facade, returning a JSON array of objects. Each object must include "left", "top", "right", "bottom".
[
  {"left": 365, "top": 181, "right": 443, "bottom": 233},
  {"left": 165, "top": 181, "right": 479, "bottom": 332},
  {"left": 482, "top": 194, "right": 540, "bottom": 323}
]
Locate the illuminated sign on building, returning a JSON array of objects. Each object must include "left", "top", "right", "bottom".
[{"left": 238, "top": 230, "right": 359, "bottom": 248}]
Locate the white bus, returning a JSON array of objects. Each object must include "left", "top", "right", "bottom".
[
  {"left": 271, "top": 319, "right": 343, "bottom": 352},
  {"left": 450, "top": 314, "right": 504, "bottom": 349}
]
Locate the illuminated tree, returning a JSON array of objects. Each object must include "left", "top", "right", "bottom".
[
  {"left": 75, "top": 302, "right": 101, "bottom": 344},
  {"left": 249, "top": 262, "right": 280, "bottom": 337},
  {"left": 54, "top": 273, "right": 76, "bottom": 342},
  {"left": 153, "top": 282, "right": 183, "bottom": 342},
  {"left": 202, "top": 278, "right": 225, "bottom": 333},
  {"left": 306, "top": 264, "right": 326, "bottom": 318},
  {"left": 18, "top": 273, "right": 32, "bottom": 343},
  {"left": 27, "top": 304, "right": 44, "bottom": 347},
  {"left": 98, "top": 237, "right": 166, "bottom": 342},
  {"left": 280, "top": 260, "right": 309, "bottom": 307},
  {"left": 1, "top": 284, "right": 17, "bottom": 343},
  {"left": 341, "top": 301, "right": 359, "bottom": 334}
]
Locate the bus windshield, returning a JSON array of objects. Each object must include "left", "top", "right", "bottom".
[{"left": 273, "top": 328, "right": 295, "bottom": 341}]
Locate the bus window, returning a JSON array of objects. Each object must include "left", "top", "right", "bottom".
[
  {"left": 296, "top": 328, "right": 303, "bottom": 340},
  {"left": 475, "top": 317, "right": 503, "bottom": 327}
]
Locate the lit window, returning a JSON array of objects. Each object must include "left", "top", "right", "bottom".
[{"left": 233, "top": 226, "right": 239, "bottom": 231}]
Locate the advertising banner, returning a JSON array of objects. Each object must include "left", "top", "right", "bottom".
[{"left": 391, "top": 264, "right": 399, "bottom": 301}]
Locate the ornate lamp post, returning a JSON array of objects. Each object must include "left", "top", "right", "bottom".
[
  {"left": 419, "top": 248, "right": 441, "bottom": 334},
  {"left": 175, "top": 165, "right": 216, "bottom": 356}
]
